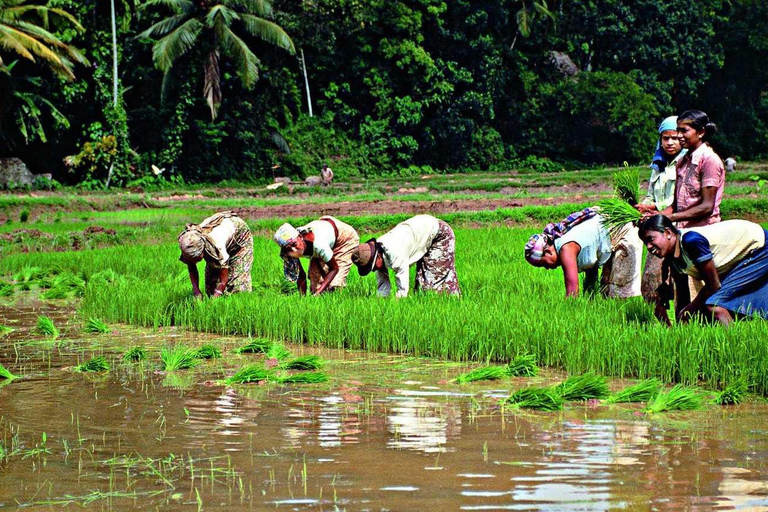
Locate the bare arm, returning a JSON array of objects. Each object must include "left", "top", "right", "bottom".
[
  {"left": 297, "top": 263, "right": 307, "bottom": 295},
  {"left": 212, "top": 268, "right": 229, "bottom": 298},
  {"left": 559, "top": 242, "right": 581, "bottom": 297},
  {"left": 314, "top": 257, "right": 339, "bottom": 295},
  {"left": 677, "top": 259, "right": 721, "bottom": 323},
  {"left": 667, "top": 186, "right": 717, "bottom": 224},
  {"left": 186, "top": 263, "right": 203, "bottom": 298}
]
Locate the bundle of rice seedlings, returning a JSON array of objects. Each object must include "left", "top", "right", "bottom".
[
  {"left": 506, "top": 353, "right": 539, "bottom": 377},
  {"left": 597, "top": 199, "right": 642, "bottom": 238},
  {"left": 277, "top": 372, "right": 328, "bottom": 384},
  {"left": 455, "top": 366, "right": 509, "bottom": 384},
  {"left": 160, "top": 345, "right": 200, "bottom": 371},
  {"left": 14, "top": 266, "right": 43, "bottom": 289},
  {"left": 0, "top": 324, "right": 14, "bottom": 337},
  {"left": 225, "top": 364, "right": 271, "bottom": 384},
  {"left": 266, "top": 343, "right": 291, "bottom": 361},
  {"left": 0, "top": 362, "right": 18, "bottom": 380},
  {"left": 555, "top": 372, "right": 610, "bottom": 401},
  {"left": 194, "top": 344, "right": 221, "bottom": 360},
  {"left": 613, "top": 166, "right": 640, "bottom": 205},
  {"left": 83, "top": 318, "right": 110, "bottom": 334},
  {"left": 233, "top": 338, "right": 272, "bottom": 354},
  {"left": 714, "top": 380, "right": 749, "bottom": 406},
  {"left": 123, "top": 347, "right": 148, "bottom": 362},
  {"left": 507, "top": 387, "right": 564, "bottom": 411},
  {"left": 0, "top": 284, "right": 14, "bottom": 297},
  {"left": 41, "top": 272, "right": 86, "bottom": 300},
  {"left": 623, "top": 298, "right": 656, "bottom": 325},
  {"left": 644, "top": 385, "right": 703, "bottom": 413},
  {"left": 75, "top": 356, "right": 110, "bottom": 373},
  {"left": 279, "top": 355, "right": 324, "bottom": 371},
  {"left": 35, "top": 316, "right": 59, "bottom": 338},
  {"left": 605, "top": 378, "right": 662, "bottom": 404}
]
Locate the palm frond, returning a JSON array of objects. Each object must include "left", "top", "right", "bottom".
[
  {"left": 137, "top": 13, "right": 188, "bottom": 39},
  {"left": 204, "top": 49, "right": 221, "bottom": 120},
  {"left": 239, "top": 14, "right": 294, "bottom": 54},
  {"left": 139, "top": 0, "right": 193, "bottom": 14},
  {"left": 151, "top": 17, "right": 203, "bottom": 73},
  {"left": 214, "top": 21, "right": 260, "bottom": 88},
  {"left": 205, "top": 4, "right": 238, "bottom": 28},
  {"left": 221, "top": 0, "right": 272, "bottom": 17}
]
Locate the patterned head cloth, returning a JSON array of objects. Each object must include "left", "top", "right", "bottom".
[
  {"left": 524, "top": 233, "right": 551, "bottom": 265},
  {"left": 273, "top": 223, "right": 300, "bottom": 248},
  {"left": 178, "top": 228, "right": 205, "bottom": 261}
]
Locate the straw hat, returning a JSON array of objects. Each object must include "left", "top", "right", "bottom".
[{"left": 352, "top": 239, "right": 378, "bottom": 276}]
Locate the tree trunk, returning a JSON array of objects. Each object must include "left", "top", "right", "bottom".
[{"left": 300, "top": 49, "right": 313, "bottom": 118}]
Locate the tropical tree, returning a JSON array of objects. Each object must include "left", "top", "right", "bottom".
[
  {"left": 509, "top": 0, "right": 555, "bottom": 50},
  {"left": 139, "top": 0, "right": 295, "bottom": 120},
  {"left": 0, "top": 0, "right": 88, "bottom": 79}
]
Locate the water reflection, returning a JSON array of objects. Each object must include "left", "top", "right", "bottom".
[{"left": 385, "top": 388, "right": 461, "bottom": 453}]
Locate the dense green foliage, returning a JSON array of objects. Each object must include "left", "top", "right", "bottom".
[{"left": 1, "top": 0, "right": 767, "bottom": 184}]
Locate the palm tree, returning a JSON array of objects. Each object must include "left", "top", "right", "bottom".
[
  {"left": 509, "top": 0, "right": 555, "bottom": 51},
  {"left": 139, "top": 0, "right": 295, "bottom": 120},
  {"left": 0, "top": 0, "right": 88, "bottom": 80}
]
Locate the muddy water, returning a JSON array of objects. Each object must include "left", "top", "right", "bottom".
[{"left": 2, "top": 303, "right": 768, "bottom": 510}]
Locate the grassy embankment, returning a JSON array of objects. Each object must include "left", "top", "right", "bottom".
[{"left": 2, "top": 222, "right": 768, "bottom": 395}]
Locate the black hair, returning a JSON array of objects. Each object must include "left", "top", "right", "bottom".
[
  {"left": 678, "top": 109, "right": 718, "bottom": 141},
  {"left": 638, "top": 214, "right": 678, "bottom": 237}
]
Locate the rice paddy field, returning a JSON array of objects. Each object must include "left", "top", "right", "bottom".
[{"left": 3, "top": 169, "right": 768, "bottom": 510}]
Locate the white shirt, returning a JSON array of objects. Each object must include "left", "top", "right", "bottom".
[
  {"left": 376, "top": 215, "right": 440, "bottom": 297},
  {"left": 299, "top": 220, "right": 336, "bottom": 262},
  {"left": 203, "top": 217, "right": 236, "bottom": 268}
]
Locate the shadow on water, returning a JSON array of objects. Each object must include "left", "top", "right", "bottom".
[{"left": 1, "top": 300, "right": 768, "bottom": 510}]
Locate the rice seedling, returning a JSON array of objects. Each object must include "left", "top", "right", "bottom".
[
  {"left": 75, "top": 356, "right": 110, "bottom": 373},
  {"left": 194, "top": 344, "right": 221, "bottom": 360},
  {"left": 123, "top": 346, "right": 148, "bottom": 362},
  {"left": 277, "top": 372, "right": 328, "bottom": 384},
  {"left": 507, "top": 387, "right": 564, "bottom": 411},
  {"left": 597, "top": 199, "right": 642, "bottom": 238},
  {"left": 455, "top": 365, "right": 509, "bottom": 384},
  {"left": 612, "top": 166, "right": 640, "bottom": 205},
  {"left": 279, "top": 355, "right": 324, "bottom": 371},
  {"left": 83, "top": 318, "right": 110, "bottom": 334},
  {"left": 506, "top": 353, "right": 539, "bottom": 377},
  {"left": 41, "top": 272, "right": 86, "bottom": 300},
  {"left": 225, "top": 364, "right": 271, "bottom": 384},
  {"left": 266, "top": 343, "right": 291, "bottom": 361},
  {"left": 622, "top": 298, "right": 656, "bottom": 325},
  {"left": 714, "top": 380, "right": 749, "bottom": 406},
  {"left": 554, "top": 372, "right": 610, "bottom": 401},
  {"left": 605, "top": 379, "right": 662, "bottom": 404},
  {"left": 644, "top": 385, "right": 703, "bottom": 413},
  {"left": 233, "top": 338, "right": 272, "bottom": 354},
  {"left": 14, "top": 265, "right": 43, "bottom": 288},
  {"left": 35, "top": 316, "right": 59, "bottom": 338},
  {"left": 0, "top": 324, "right": 14, "bottom": 337},
  {"left": 0, "top": 283, "right": 14, "bottom": 297},
  {"left": 0, "top": 361, "right": 18, "bottom": 380},
  {"left": 160, "top": 345, "right": 200, "bottom": 371}
]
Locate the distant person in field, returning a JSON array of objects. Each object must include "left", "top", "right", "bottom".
[
  {"left": 525, "top": 207, "right": 642, "bottom": 298},
  {"left": 634, "top": 116, "right": 687, "bottom": 303},
  {"left": 274, "top": 216, "right": 359, "bottom": 295},
  {"left": 178, "top": 211, "right": 253, "bottom": 298},
  {"left": 351, "top": 214, "right": 460, "bottom": 298},
  {"left": 725, "top": 157, "right": 737, "bottom": 173},
  {"left": 639, "top": 214, "right": 768, "bottom": 326},
  {"left": 321, "top": 163, "right": 334, "bottom": 186}
]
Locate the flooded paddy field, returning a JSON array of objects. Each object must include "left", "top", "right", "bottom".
[{"left": 2, "top": 301, "right": 768, "bottom": 510}]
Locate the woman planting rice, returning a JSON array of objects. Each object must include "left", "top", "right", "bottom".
[
  {"left": 178, "top": 211, "right": 253, "bottom": 298},
  {"left": 639, "top": 214, "right": 768, "bottom": 326},
  {"left": 525, "top": 207, "right": 642, "bottom": 298},
  {"left": 635, "top": 116, "right": 686, "bottom": 302},
  {"left": 274, "top": 216, "right": 359, "bottom": 295},
  {"left": 351, "top": 214, "right": 460, "bottom": 298}
]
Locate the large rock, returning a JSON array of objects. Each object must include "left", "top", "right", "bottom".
[
  {"left": 304, "top": 176, "right": 323, "bottom": 186},
  {"left": 0, "top": 158, "right": 35, "bottom": 187}
]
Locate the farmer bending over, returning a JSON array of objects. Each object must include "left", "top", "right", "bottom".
[
  {"left": 639, "top": 214, "right": 768, "bottom": 326},
  {"left": 178, "top": 211, "right": 253, "bottom": 298},
  {"left": 274, "top": 216, "right": 359, "bottom": 295},
  {"left": 351, "top": 214, "right": 460, "bottom": 298},
  {"left": 525, "top": 207, "right": 642, "bottom": 298}
]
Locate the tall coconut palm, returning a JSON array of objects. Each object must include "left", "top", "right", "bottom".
[
  {"left": 0, "top": 0, "right": 88, "bottom": 80},
  {"left": 139, "top": 0, "right": 295, "bottom": 120},
  {"left": 509, "top": 0, "right": 555, "bottom": 51}
]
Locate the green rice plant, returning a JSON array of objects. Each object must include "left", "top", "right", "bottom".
[
  {"left": 41, "top": 272, "right": 86, "bottom": 300},
  {"left": 506, "top": 353, "right": 539, "bottom": 377},
  {"left": 233, "top": 338, "right": 272, "bottom": 354},
  {"left": 645, "top": 385, "right": 703, "bottom": 413},
  {"left": 0, "top": 324, "right": 14, "bottom": 337},
  {"left": 507, "top": 387, "right": 564, "bottom": 411},
  {"left": 225, "top": 364, "right": 271, "bottom": 384},
  {"left": 14, "top": 265, "right": 43, "bottom": 289},
  {"left": 0, "top": 283, "right": 14, "bottom": 297},
  {"left": 714, "top": 380, "right": 749, "bottom": 406},
  {"left": 123, "top": 347, "right": 148, "bottom": 362},
  {"left": 605, "top": 379, "right": 662, "bottom": 404},
  {"left": 0, "top": 361, "right": 18, "bottom": 380},
  {"left": 554, "top": 372, "right": 610, "bottom": 401},
  {"left": 455, "top": 365, "right": 509, "bottom": 384},
  {"left": 35, "top": 316, "right": 59, "bottom": 338},
  {"left": 160, "top": 345, "right": 200, "bottom": 371},
  {"left": 266, "top": 343, "right": 291, "bottom": 361},
  {"left": 613, "top": 166, "right": 640, "bottom": 205},
  {"left": 194, "top": 344, "right": 221, "bottom": 360},
  {"left": 623, "top": 298, "right": 656, "bottom": 325},
  {"left": 279, "top": 355, "right": 324, "bottom": 371},
  {"left": 83, "top": 318, "right": 110, "bottom": 334},
  {"left": 277, "top": 372, "right": 328, "bottom": 384},
  {"left": 597, "top": 199, "right": 642, "bottom": 238},
  {"left": 75, "top": 356, "right": 110, "bottom": 373}
]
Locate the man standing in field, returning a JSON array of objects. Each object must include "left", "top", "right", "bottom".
[{"left": 320, "top": 163, "right": 334, "bottom": 186}]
